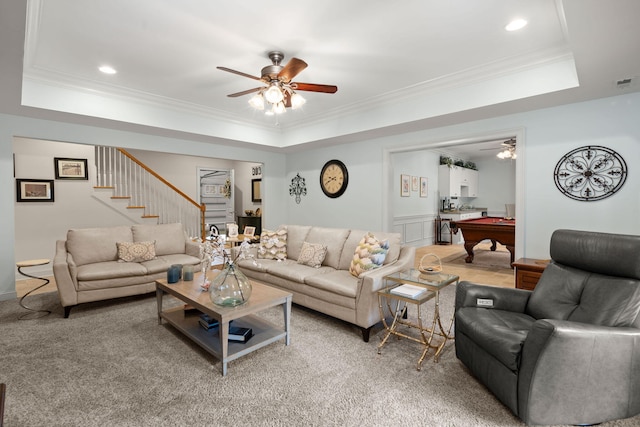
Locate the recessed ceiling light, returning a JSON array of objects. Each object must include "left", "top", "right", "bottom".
[
  {"left": 505, "top": 18, "right": 528, "bottom": 32},
  {"left": 98, "top": 65, "right": 117, "bottom": 74}
]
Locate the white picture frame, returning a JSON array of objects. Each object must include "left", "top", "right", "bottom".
[{"left": 226, "top": 223, "right": 238, "bottom": 238}]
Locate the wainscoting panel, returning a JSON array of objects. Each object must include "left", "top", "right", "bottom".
[{"left": 393, "top": 214, "right": 437, "bottom": 247}]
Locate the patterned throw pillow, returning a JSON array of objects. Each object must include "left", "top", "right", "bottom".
[
  {"left": 349, "top": 232, "right": 389, "bottom": 277},
  {"left": 117, "top": 241, "right": 157, "bottom": 262},
  {"left": 257, "top": 228, "right": 288, "bottom": 261},
  {"left": 297, "top": 241, "right": 328, "bottom": 268}
]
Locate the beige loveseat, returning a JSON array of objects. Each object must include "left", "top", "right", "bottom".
[
  {"left": 234, "top": 225, "right": 416, "bottom": 341},
  {"left": 53, "top": 223, "right": 201, "bottom": 318}
]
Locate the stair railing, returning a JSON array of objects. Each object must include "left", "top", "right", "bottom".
[{"left": 95, "top": 146, "right": 206, "bottom": 239}]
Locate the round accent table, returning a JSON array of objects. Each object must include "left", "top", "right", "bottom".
[{"left": 17, "top": 258, "right": 52, "bottom": 320}]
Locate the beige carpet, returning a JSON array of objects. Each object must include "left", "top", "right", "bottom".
[{"left": 2, "top": 291, "right": 640, "bottom": 426}]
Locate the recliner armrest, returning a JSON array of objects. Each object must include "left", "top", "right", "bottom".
[
  {"left": 455, "top": 281, "right": 531, "bottom": 313},
  {"left": 518, "top": 319, "right": 640, "bottom": 425}
]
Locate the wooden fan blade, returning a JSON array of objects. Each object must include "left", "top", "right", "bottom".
[
  {"left": 291, "top": 82, "right": 338, "bottom": 93},
  {"left": 227, "top": 87, "right": 263, "bottom": 98},
  {"left": 277, "top": 58, "right": 307, "bottom": 83},
  {"left": 217, "top": 66, "right": 262, "bottom": 81},
  {"left": 283, "top": 91, "right": 292, "bottom": 108}
]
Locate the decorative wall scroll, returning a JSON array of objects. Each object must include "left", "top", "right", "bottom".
[
  {"left": 289, "top": 173, "right": 307, "bottom": 204},
  {"left": 553, "top": 145, "right": 627, "bottom": 201}
]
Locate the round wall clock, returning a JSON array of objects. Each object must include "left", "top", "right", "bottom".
[
  {"left": 553, "top": 145, "right": 627, "bottom": 201},
  {"left": 320, "top": 159, "right": 349, "bottom": 198}
]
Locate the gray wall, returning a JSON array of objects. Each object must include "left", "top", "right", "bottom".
[
  {"left": 2, "top": 91, "right": 640, "bottom": 301},
  {"left": 1, "top": 114, "right": 286, "bottom": 300}
]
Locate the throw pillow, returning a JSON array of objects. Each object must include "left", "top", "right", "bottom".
[
  {"left": 349, "top": 232, "right": 389, "bottom": 277},
  {"left": 297, "top": 241, "right": 328, "bottom": 268},
  {"left": 117, "top": 241, "right": 157, "bottom": 262},
  {"left": 257, "top": 228, "right": 288, "bottom": 261}
]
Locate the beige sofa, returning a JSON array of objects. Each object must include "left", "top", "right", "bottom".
[
  {"left": 53, "top": 223, "right": 201, "bottom": 318},
  {"left": 234, "top": 225, "right": 416, "bottom": 341}
]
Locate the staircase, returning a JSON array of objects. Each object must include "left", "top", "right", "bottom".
[{"left": 94, "top": 146, "right": 205, "bottom": 239}]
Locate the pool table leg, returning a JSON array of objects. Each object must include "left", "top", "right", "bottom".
[
  {"left": 463, "top": 241, "right": 477, "bottom": 263},
  {"left": 490, "top": 239, "right": 497, "bottom": 251}
]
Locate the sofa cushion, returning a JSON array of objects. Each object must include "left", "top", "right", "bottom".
[
  {"left": 117, "top": 241, "right": 157, "bottom": 262},
  {"left": 305, "top": 227, "right": 350, "bottom": 269},
  {"left": 76, "top": 260, "right": 147, "bottom": 281},
  {"left": 142, "top": 254, "right": 202, "bottom": 274},
  {"left": 258, "top": 228, "right": 288, "bottom": 260},
  {"left": 339, "top": 229, "right": 401, "bottom": 270},
  {"left": 297, "top": 241, "right": 328, "bottom": 268},
  {"left": 265, "top": 260, "right": 333, "bottom": 283},
  {"left": 285, "top": 225, "right": 312, "bottom": 260},
  {"left": 349, "top": 232, "right": 389, "bottom": 277},
  {"left": 132, "top": 223, "right": 186, "bottom": 256},
  {"left": 304, "top": 270, "right": 359, "bottom": 298},
  {"left": 67, "top": 226, "right": 133, "bottom": 266},
  {"left": 456, "top": 307, "right": 536, "bottom": 371}
]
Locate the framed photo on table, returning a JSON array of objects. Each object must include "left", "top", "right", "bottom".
[
  {"left": 16, "top": 179, "right": 55, "bottom": 202},
  {"left": 54, "top": 158, "right": 88, "bottom": 180},
  {"left": 226, "top": 223, "right": 239, "bottom": 238},
  {"left": 243, "top": 226, "right": 256, "bottom": 238}
]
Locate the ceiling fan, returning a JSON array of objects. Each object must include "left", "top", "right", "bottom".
[
  {"left": 217, "top": 51, "right": 338, "bottom": 114},
  {"left": 478, "top": 138, "right": 517, "bottom": 158}
]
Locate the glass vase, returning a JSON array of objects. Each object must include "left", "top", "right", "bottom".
[{"left": 209, "top": 262, "right": 252, "bottom": 307}]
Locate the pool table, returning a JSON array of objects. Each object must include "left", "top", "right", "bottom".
[{"left": 450, "top": 217, "right": 515, "bottom": 267}]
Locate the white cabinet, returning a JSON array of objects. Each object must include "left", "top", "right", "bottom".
[
  {"left": 441, "top": 210, "right": 484, "bottom": 244},
  {"left": 460, "top": 168, "right": 479, "bottom": 197},
  {"left": 438, "top": 165, "right": 479, "bottom": 198}
]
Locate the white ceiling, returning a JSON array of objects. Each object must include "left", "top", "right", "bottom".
[{"left": 13, "top": 0, "right": 640, "bottom": 154}]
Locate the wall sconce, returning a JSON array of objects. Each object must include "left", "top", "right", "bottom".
[{"left": 289, "top": 173, "right": 307, "bottom": 204}]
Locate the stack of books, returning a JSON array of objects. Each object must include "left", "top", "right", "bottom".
[
  {"left": 198, "top": 313, "right": 252, "bottom": 343},
  {"left": 389, "top": 284, "right": 427, "bottom": 298},
  {"left": 228, "top": 326, "right": 253, "bottom": 343},
  {"left": 199, "top": 313, "right": 220, "bottom": 330}
]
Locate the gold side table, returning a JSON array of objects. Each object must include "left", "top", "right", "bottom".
[
  {"left": 17, "top": 259, "right": 52, "bottom": 320},
  {"left": 377, "top": 269, "right": 458, "bottom": 370}
]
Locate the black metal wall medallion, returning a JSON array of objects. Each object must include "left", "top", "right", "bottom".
[{"left": 553, "top": 145, "right": 627, "bottom": 201}]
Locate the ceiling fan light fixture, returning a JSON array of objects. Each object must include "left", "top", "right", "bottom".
[
  {"left": 497, "top": 148, "right": 516, "bottom": 159},
  {"left": 273, "top": 102, "right": 286, "bottom": 115},
  {"left": 264, "top": 84, "right": 284, "bottom": 104},
  {"left": 290, "top": 92, "right": 306, "bottom": 109},
  {"left": 248, "top": 93, "right": 265, "bottom": 110}
]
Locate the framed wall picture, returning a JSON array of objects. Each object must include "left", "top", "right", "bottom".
[
  {"left": 252, "top": 178, "right": 262, "bottom": 202},
  {"left": 401, "top": 174, "right": 410, "bottom": 197},
  {"left": 16, "top": 179, "right": 55, "bottom": 202},
  {"left": 411, "top": 176, "right": 419, "bottom": 191},
  {"left": 420, "top": 177, "right": 428, "bottom": 197},
  {"left": 54, "top": 157, "right": 88, "bottom": 180}
]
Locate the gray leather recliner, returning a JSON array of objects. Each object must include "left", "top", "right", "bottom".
[{"left": 455, "top": 229, "right": 640, "bottom": 425}]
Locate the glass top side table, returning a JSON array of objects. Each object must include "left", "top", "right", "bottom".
[{"left": 377, "top": 269, "right": 458, "bottom": 370}]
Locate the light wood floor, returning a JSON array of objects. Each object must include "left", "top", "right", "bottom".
[
  {"left": 416, "top": 243, "right": 515, "bottom": 288},
  {"left": 15, "top": 243, "right": 514, "bottom": 298}
]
